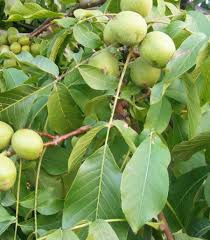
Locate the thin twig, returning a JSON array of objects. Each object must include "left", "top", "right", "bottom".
[
  {"left": 158, "top": 212, "right": 174, "bottom": 240},
  {"left": 34, "top": 149, "right": 46, "bottom": 239},
  {"left": 43, "top": 125, "right": 91, "bottom": 147},
  {"left": 14, "top": 159, "right": 22, "bottom": 240},
  {"left": 37, "top": 132, "right": 56, "bottom": 139},
  {"left": 30, "top": 0, "right": 107, "bottom": 37}
]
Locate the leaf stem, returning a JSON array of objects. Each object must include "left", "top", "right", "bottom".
[
  {"left": 158, "top": 212, "right": 174, "bottom": 240},
  {"left": 34, "top": 148, "right": 46, "bottom": 239},
  {"left": 14, "top": 159, "right": 22, "bottom": 240},
  {"left": 95, "top": 49, "right": 133, "bottom": 218}
]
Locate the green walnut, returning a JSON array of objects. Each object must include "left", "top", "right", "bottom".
[
  {"left": 0, "top": 121, "right": 14, "bottom": 150},
  {"left": 31, "top": 43, "right": 41, "bottom": 55},
  {"left": 121, "top": 0, "right": 153, "bottom": 17},
  {"left": 22, "top": 45, "right": 30, "bottom": 52},
  {"left": 0, "top": 32, "right": 8, "bottom": 45},
  {"left": 3, "top": 59, "right": 17, "bottom": 68},
  {"left": 8, "top": 34, "right": 18, "bottom": 44},
  {"left": 89, "top": 49, "right": 119, "bottom": 77},
  {"left": 18, "top": 35, "right": 30, "bottom": 46},
  {"left": 0, "top": 156, "right": 17, "bottom": 192},
  {"left": 10, "top": 42, "right": 21, "bottom": 54},
  {"left": 7, "top": 27, "right": 19, "bottom": 35},
  {"left": 103, "top": 21, "right": 116, "bottom": 45},
  {"left": 130, "top": 58, "right": 161, "bottom": 87},
  {"left": 140, "top": 31, "right": 176, "bottom": 68},
  {"left": 12, "top": 129, "right": 44, "bottom": 161},
  {"left": 0, "top": 45, "right": 10, "bottom": 54},
  {"left": 110, "top": 11, "right": 147, "bottom": 46}
]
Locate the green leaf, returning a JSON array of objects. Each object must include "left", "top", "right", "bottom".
[
  {"left": 188, "top": 219, "right": 210, "bottom": 238},
  {"left": 121, "top": 134, "right": 171, "bottom": 233},
  {"left": 53, "top": 17, "right": 76, "bottom": 28},
  {"left": 42, "top": 146, "right": 69, "bottom": 176},
  {"left": 183, "top": 75, "right": 201, "bottom": 138},
  {"left": 30, "top": 56, "right": 59, "bottom": 77},
  {"left": 145, "top": 97, "right": 172, "bottom": 134},
  {"left": 7, "top": 0, "right": 63, "bottom": 21},
  {"left": 0, "top": 206, "right": 15, "bottom": 235},
  {"left": 164, "top": 33, "right": 208, "bottom": 83},
  {"left": 3, "top": 68, "right": 29, "bottom": 90},
  {"left": 47, "top": 83, "right": 83, "bottom": 134},
  {"left": 174, "top": 232, "right": 203, "bottom": 240},
  {"left": 86, "top": 220, "right": 119, "bottom": 240},
  {"left": 185, "top": 11, "right": 210, "bottom": 37},
  {"left": 16, "top": 53, "right": 60, "bottom": 77},
  {"left": 73, "top": 24, "right": 102, "bottom": 49},
  {"left": 0, "top": 206, "right": 15, "bottom": 223},
  {"left": 172, "top": 132, "right": 210, "bottom": 162},
  {"left": 112, "top": 120, "right": 138, "bottom": 153},
  {"left": 0, "top": 85, "right": 39, "bottom": 129},
  {"left": 68, "top": 124, "right": 106, "bottom": 172},
  {"left": 168, "top": 167, "right": 209, "bottom": 228},
  {"left": 204, "top": 174, "right": 210, "bottom": 207},
  {"left": 63, "top": 146, "right": 123, "bottom": 229},
  {"left": 47, "top": 29, "right": 70, "bottom": 61},
  {"left": 78, "top": 65, "right": 117, "bottom": 90}
]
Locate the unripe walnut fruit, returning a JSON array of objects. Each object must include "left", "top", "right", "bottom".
[
  {"left": 8, "top": 34, "right": 18, "bottom": 44},
  {"left": 0, "top": 45, "right": 10, "bottom": 54},
  {"left": 88, "top": 49, "right": 119, "bottom": 77},
  {"left": 7, "top": 27, "right": 19, "bottom": 35},
  {"left": 110, "top": 11, "right": 147, "bottom": 46},
  {"left": 103, "top": 21, "right": 116, "bottom": 45},
  {"left": 31, "top": 43, "right": 41, "bottom": 56},
  {"left": 10, "top": 42, "right": 21, "bottom": 54},
  {"left": 0, "top": 32, "right": 8, "bottom": 45},
  {"left": 130, "top": 58, "right": 161, "bottom": 87},
  {"left": 12, "top": 129, "right": 44, "bottom": 161},
  {"left": 22, "top": 45, "right": 30, "bottom": 52},
  {"left": 0, "top": 156, "right": 17, "bottom": 192},
  {"left": 140, "top": 31, "right": 176, "bottom": 68},
  {"left": 18, "top": 36, "right": 30, "bottom": 46},
  {"left": 0, "top": 121, "right": 14, "bottom": 150},
  {"left": 120, "top": 0, "right": 153, "bottom": 17}
]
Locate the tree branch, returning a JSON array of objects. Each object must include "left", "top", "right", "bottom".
[
  {"left": 158, "top": 212, "right": 174, "bottom": 240},
  {"left": 30, "top": 0, "right": 107, "bottom": 37},
  {"left": 43, "top": 125, "right": 91, "bottom": 147}
]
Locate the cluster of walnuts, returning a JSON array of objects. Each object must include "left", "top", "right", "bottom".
[
  {"left": 0, "top": 121, "right": 44, "bottom": 192},
  {"left": 87, "top": 0, "right": 176, "bottom": 87},
  {"left": 0, "top": 27, "right": 41, "bottom": 68}
]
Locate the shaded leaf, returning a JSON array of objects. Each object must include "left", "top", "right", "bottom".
[
  {"left": 112, "top": 120, "right": 137, "bottom": 153},
  {"left": 68, "top": 124, "right": 106, "bottom": 172},
  {"left": 172, "top": 132, "right": 210, "bottom": 162},
  {"left": 48, "top": 83, "right": 83, "bottom": 134},
  {"left": 63, "top": 146, "right": 123, "bottom": 229}
]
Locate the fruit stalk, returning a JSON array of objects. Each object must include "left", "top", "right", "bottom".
[
  {"left": 158, "top": 212, "right": 174, "bottom": 240},
  {"left": 43, "top": 125, "right": 91, "bottom": 147}
]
